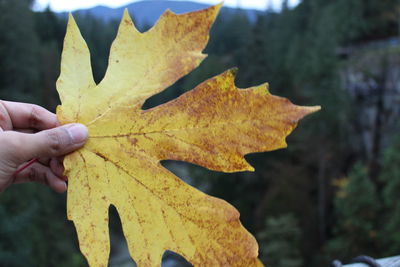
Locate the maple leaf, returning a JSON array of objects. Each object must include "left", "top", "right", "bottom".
[{"left": 56, "top": 4, "right": 320, "bottom": 267}]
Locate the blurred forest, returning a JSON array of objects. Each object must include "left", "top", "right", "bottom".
[{"left": 1, "top": 0, "right": 400, "bottom": 266}]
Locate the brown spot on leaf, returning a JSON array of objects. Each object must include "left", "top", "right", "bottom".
[{"left": 128, "top": 137, "right": 138, "bottom": 145}]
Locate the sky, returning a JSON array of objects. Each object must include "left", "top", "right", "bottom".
[{"left": 34, "top": 0, "right": 300, "bottom": 12}]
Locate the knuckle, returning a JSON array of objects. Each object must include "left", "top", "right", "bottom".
[
  {"left": 45, "top": 130, "right": 65, "bottom": 155},
  {"left": 0, "top": 101, "right": 11, "bottom": 129},
  {"left": 29, "top": 105, "right": 43, "bottom": 129}
]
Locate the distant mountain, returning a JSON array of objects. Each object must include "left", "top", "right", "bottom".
[{"left": 62, "top": 0, "right": 261, "bottom": 29}]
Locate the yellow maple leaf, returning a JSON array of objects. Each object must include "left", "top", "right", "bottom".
[{"left": 56, "top": 4, "right": 320, "bottom": 267}]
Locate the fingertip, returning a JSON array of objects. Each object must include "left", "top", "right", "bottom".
[
  {"left": 52, "top": 179, "right": 67, "bottom": 193},
  {"left": 46, "top": 170, "right": 67, "bottom": 193},
  {"left": 35, "top": 105, "right": 59, "bottom": 129},
  {"left": 46, "top": 112, "right": 60, "bottom": 129},
  {"left": 64, "top": 123, "right": 88, "bottom": 144},
  {"left": 54, "top": 117, "right": 61, "bottom": 127}
]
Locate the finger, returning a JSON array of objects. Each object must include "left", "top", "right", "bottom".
[
  {"left": 2, "top": 100, "right": 59, "bottom": 131},
  {"left": 4, "top": 123, "right": 88, "bottom": 164},
  {"left": 13, "top": 162, "right": 67, "bottom": 193},
  {"left": 50, "top": 157, "right": 66, "bottom": 180}
]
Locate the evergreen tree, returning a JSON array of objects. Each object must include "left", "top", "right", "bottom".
[
  {"left": 258, "top": 214, "right": 303, "bottom": 267},
  {"left": 325, "top": 163, "right": 380, "bottom": 261},
  {"left": 379, "top": 135, "right": 400, "bottom": 255},
  {"left": 34, "top": 8, "right": 65, "bottom": 110},
  {"left": 0, "top": 0, "right": 40, "bottom": 103}
]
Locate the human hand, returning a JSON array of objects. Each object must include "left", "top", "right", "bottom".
[{"left": 0, "top": 100, "right": 88, "bottom": 193}]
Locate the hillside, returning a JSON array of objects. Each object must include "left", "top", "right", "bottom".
[{"left": 64, "top": 0, "right": 261, "bottom": 29}]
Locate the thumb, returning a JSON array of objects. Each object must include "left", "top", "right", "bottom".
[{"left": 8, "top": 123, "right": 88, "bottom": 164}]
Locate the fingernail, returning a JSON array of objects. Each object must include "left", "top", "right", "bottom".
[{"left": 67, "top": 124, "right": 88, "bottom": 144}]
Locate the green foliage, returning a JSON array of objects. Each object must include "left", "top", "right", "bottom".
[
  {"left": 0, "top": 195, "right": 37, "bottom": 266},
  {"left": 358, "top": 0, "right": 399, "bottom": 40},
  {"left": 258, "top": 214, "right": 303, "bottom": 267},
  {"left": 0, "top": 0, "right": 40, "bottom": 103},
  {"left": 324, "top": 137, "right": 400, "bottom": 262},
  {"left": 0, "top": 185, "right": 84, "bottom": 267},
  {"left": 379, "top": 135, "right": 400, "bottom": 255},
  {"left": 326, "top": 163, "right": 379, "bottom": 260},
  {"left": 207, "top": 12, "right": 252, "bottom": 57},
  {"left": 336, "top": 164, "right": 379, "bottom": 235}
]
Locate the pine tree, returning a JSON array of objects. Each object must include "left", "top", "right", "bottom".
[
  {"left": 379, "top": 135, "right": 400, "bottom": 255},
  {"left": 325, "top": 163, "right": 380, "bottom": 261},
  {"left": 258, "top": 214, "right": 303, "bottom": 267},
  {"left": 0, "top": 0, "right": 40, "bottom": 103}
]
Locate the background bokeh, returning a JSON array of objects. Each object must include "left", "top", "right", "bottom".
[{"left": 0, "top": 0, "right": 400, "bottom": 266}]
